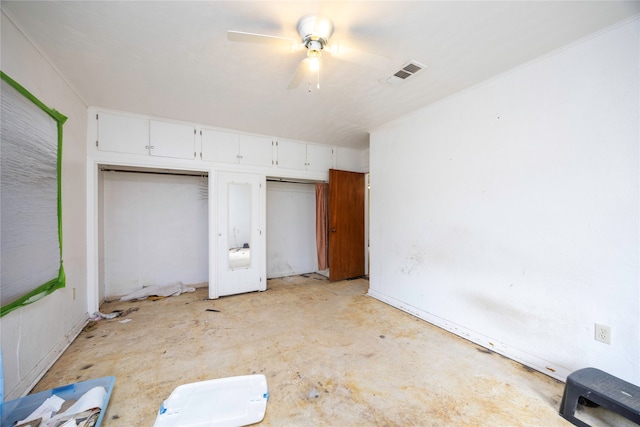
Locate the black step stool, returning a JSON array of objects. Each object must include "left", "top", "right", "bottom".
[{"left": 559, "top": 367, "right": 640, "bottom": 426}]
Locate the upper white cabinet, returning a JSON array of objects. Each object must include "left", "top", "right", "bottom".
[
  {"left": 239, "top": 134, "right": 275, "bottom": 167},
  {"left": 276, "top": 139, "right": 334, "bottom": 172},
  {"left": 201, "top": 129, "right": 239, "bottom": 163},
  {"left": 96, "top": 112, "right": 195, "bottom": 160},
  {"left": 306, "top": 144, "right": 334, "bottom": 172},
  {"left": 201, "top": 128, "right": 274, "bottom": 167},
  {"left": 149, "top": 120, "right": 196, "bottom": 159},
  {"left": 92, "top": 110, "right": 341, "bottom": 175},
  {"left": 96, "top": 112, "right": 150, "bottom": 156},
  {"left": 276, "top": 139, "right": 307, "bottom": 170}
]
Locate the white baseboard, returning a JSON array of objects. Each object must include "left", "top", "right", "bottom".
[
  {"left": 367, "top": 289, "right": 570, "bottom": 382},
  {"left": 8, "top": 314, "right": 88, "bottom": 400}
]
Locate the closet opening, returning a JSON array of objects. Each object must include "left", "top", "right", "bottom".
[
  {"left": 97, "top": 165, "right": 209, "bottom": 303},
  {"left": 90, "top": 167, "right": 367, "bottom": 307},
  {"left": 266, "top": 178, "right": 328, "bottom": 279}
]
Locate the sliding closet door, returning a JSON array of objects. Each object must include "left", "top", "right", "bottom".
[{"left": 214, "top": 172, "right": 266, "bottom": 297}]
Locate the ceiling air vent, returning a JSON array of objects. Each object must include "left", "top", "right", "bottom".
[
  {"left": 393, "top": 69, "right": 412, "bottom": 79},
  {"left": 382, "top": 60, "right": 427, "bottom": 86}
]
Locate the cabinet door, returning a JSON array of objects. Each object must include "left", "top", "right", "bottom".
[
  {"left": 239, "top": 135, "right": 274, "bottom": 167},
  {"left": 149, "top": 120, "right": 196, "bottom": 160},
  {"left": 276, "top": 139, "right": 307, "bottom": 170},
  {"left": 201, "top": 129, "right": 240, "bottom": 163},
  {"left": 306, "top": 144, "right": 334, "bottom": 172},
  {"left": 97, "top": 112, "right": 149, "bottom": 155}
]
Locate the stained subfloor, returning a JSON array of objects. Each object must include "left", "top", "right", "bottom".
[{"left": 31, "top": 275, "right": 620, "bottom": 426}]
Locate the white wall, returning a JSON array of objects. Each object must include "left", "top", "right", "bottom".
[
  {"left": 336, "top": 146, "right": 370, "bottom": 173},
  {"left": 0, "top": 12, "right": 89, "bottom": 398},
  {"left": 369, "top": 18, "right": 639, "bottom": 383},
  {"left": 266, "top": 182, "right": 318, "bottom": 278},
  {"left": 101, "top": 171, "right": 208, "bottom": 299}
]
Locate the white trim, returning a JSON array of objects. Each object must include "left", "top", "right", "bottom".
[
  {"left": 6, "top": 314, "right": 87, "bottom": 400},
  {"left": 208, "top": 171, "right": 218, "bottom": 300},
  {"left": 86, "top": 160, "right": 99, "bottom": 313},
  {"left": 367, "top": 289, "right": 571, "bottom": 382},
  {"left": 86, "top": 159, "right": 215, "bottom": 311}
]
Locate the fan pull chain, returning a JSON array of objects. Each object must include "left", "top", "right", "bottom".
[{"left": 307, "top": 66, "right": 321, "bottom": 93}]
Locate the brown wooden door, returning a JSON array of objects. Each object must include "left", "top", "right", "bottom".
[{"left": 329, "top": 169, "right": 365, "bottom": 281}]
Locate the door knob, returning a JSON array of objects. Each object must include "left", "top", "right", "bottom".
[{"left": 330, "top": 228, "right": 336, "bottom": 232}]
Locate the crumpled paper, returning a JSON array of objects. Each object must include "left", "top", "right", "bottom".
[{"left": 119, "top": 282, "right": 195, "bottom": 302}]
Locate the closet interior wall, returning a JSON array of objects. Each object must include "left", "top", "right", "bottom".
[{"left": 98, "top": 169, "right": 209, "bottom": 301}]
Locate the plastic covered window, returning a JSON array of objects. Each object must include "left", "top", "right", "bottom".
[{"left": 1, "top": 72, "right": 67, "bottom": 316}]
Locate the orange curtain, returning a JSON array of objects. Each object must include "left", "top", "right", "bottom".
[{"left": 315, "top": 183, "right": 329, "bottom": 270}]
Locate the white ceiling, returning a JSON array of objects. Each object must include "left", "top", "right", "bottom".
[{"left": 2, "top": 1, "right": 638, "bottom": 149}]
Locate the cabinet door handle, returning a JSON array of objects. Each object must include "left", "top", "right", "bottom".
[{"left": 330, "top": 228, "right": 337, "bottom": 233}]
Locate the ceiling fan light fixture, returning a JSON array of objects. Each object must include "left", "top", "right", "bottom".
[
  {"left": 308, "top": 56, "right": 320, "bottom": 72},
  {"left": 306, "top": 40, "right": 324, "bottom": 58},
  {"left": 315, "top": 19, "right": 333, "bottom": 39},
  {"left": 229, "top": 12, "right": 390, "bottom": 91},
  {"left": 297, "top": 15, "right": 334, "bottom": 47}
]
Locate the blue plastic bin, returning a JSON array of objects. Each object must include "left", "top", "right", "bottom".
[{"left": 1, "top": 376, "right": 115, "bottom": 427}]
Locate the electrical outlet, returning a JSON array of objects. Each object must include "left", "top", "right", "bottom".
[{"left": 595, "top": 323, "right": 611, "bottom": 344}]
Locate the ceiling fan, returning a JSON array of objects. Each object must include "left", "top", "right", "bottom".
[{"left": 227, "top": 15, "right": 390, "bottom": 90}]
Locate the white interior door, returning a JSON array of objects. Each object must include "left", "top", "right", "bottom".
[{"left": 214, "top": 171, "right": 265, "bottom": 297}]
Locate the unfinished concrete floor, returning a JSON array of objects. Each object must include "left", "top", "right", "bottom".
[{"left": 31, "top": 275, "right": 616, "bottom": 426}]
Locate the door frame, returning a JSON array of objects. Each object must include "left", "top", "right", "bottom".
[
  {"left": 365, "top": 173, "right": 370, "bottom": 277},
  {"left": 87, "top": 160, "right": 216, "bottom": 311}
]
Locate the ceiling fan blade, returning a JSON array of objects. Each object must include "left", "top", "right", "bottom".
[
  {"left": 287, "top": 58, "right": 310, "bottom": 90},
  {"left": 327, "top": 43, "right": 392, "bottom": 70},
  {"left": 227, "top": 30, "right": 297, "bottom": 47}
]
